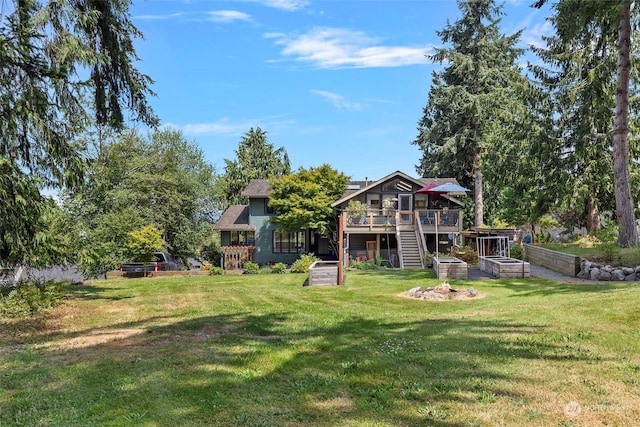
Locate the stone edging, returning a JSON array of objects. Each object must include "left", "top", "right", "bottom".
[{"left": 577, "top": 260, "right": 640, "bottom": 282}]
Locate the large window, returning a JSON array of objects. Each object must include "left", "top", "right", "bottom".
[
  {"left": 273, "top": 231, "right": 306, "bottom": 254},
  {"left": 230, "top": 231, "right": 255, "bottom": 246}
]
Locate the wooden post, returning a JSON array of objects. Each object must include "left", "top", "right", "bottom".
[{"left": 338, "top": 213, "right": 344, "bottom": 285}]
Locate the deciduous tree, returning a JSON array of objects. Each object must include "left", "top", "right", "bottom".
[
  {"left": 60, "top": 129, "right": 219, "bottom": 276},
  {"left": 269, "top": 165, "right": 348, "bottom": 251}
]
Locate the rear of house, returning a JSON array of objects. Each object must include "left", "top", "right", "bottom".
[
  {"left": 213, "top": 179, "right": 333, "bottom": 268},
  {"left": 214, "top": 170, "right": 466, "bottom": 270},
  {"left": 332, "top": 171, "right": 465, "bottom": 269}
]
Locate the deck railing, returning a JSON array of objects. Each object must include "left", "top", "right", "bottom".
[
  {"left": 221, "top": 246, "right": 255, "bottom": 270},
  {"left": 344, "top": 209, "right": 462, "bottom": 232}
]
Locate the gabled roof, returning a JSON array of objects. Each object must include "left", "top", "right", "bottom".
[
  {"left": 331, "top": 170, "right": 459, "bottom": 207},
  {"left": 212, "top": 205, "right": 255, "bottom": 231},
  {"left": 242, "top": 180, "right": 271, "bottom": 198}
]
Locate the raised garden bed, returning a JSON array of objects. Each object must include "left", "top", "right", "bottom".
[
  {"left": 308, "top": 261, "right": 343, "bottom": 286},
  {"left": 433, "top": 257, "right": 468, "bottom": 280},
  {"left": 479, "top": 256, "right": 530, "bottom": 278}
]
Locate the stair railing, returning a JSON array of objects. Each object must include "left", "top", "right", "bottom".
[
  {"left": 414, "top": 213, "right": 426, "bottom": 268},
  {"left": 395, "top": 211, "right": 404, "bottom": 269}
]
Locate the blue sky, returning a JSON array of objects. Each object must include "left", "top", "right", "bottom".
[{"left": 130, "top": 0, "right": 553, "bottom": 182}]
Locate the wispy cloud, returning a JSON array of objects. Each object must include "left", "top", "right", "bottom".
[
  {"left": 312, "top": 90, "right": 362, "bottom": 111},
  {"left": 266, "top": 27, "right": 433, "bottom": 69},
  {"left": 244, "top": 0, "right": 309, "bottom": 11},
  {"left": 135, "top": 10, "right": 251, "bottom": 23},
  {"left": 134, "top": 12, "right": 189, "bottom": 20},
  {"left": 207, "top": 10, "right": 252, "bottom": 23},
  {"left": 521, "top": 20, "right": 553, "bottom": 49},
  {"left": 163, "top": 115, "right": 296, "bottom": 136}
]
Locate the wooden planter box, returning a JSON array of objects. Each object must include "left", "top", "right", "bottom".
[
  {"left": 433, "top": 257, "right": 468, "bottom": 280},
  {"left": 479, "top": 256, "right": 530, "bottom": 278},
  {"left": 308, "top": 261, "right": 343, "bottom": 286}
]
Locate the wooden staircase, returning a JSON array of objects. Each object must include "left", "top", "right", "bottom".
[{"left": 399, "top": 230, "right": 423, "bottom": 269}]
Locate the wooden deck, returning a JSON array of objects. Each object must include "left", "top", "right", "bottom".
[{"left": 343, "top": 209, "right": 463, "bottom": 234}]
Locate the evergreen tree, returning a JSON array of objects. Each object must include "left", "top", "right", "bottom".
[
  {"left": 532, "top": 0, "right": 638, "bottom": 245},
  {"left": 412, "top": 0, "right": 523, "bottom": 227},
  {"left": 221, "top": 127, "right": 291, "bottom": 206},
  {"left": 528, "top": 0, "right": 621, "bottom": 233},
  {"left": 0, "top": 0, "right": 157, "bottom": 266}
]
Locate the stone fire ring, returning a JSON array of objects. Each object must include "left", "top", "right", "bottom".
[{"left": 400, "top": 283, "right": 482, "bottom": 301}]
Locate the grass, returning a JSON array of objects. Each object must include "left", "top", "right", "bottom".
[{"left": 2, "top": 270, "right": 640, "bottom": 426}]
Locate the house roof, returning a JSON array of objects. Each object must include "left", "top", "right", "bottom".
[
  {"left": 212, "top": 205, "right": 255, "bottom": 231},
  {"left": 332, "top": 170, "right": 460, "bottom": 207},
  {"left": 242, "top": 179, "right": 271, "bottom": 198}
]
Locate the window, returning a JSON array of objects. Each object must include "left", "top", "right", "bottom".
[
  {"left": 231, "top": 231, "right": 255, "bottom": 246},
  {"left": 367, "top": 194, "right": 380, "bottom": 210},
  {"left": 265, "top": 199, "right": 275, "bottom": 214},
  {"left": 381, "top": 179, "right": 412, "bottom": 192},
  {"left": 273, "top": 231, "right": 306, "bottom": 253}
]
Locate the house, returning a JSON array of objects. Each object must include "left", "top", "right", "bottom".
[
  {"left": 213, "top": 170, "right": 466, "bottom": 269},
  {"left": 213, "top": 179, "right": 333, "bottom": 267}
]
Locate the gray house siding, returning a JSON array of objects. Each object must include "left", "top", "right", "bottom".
[
  {"left": 220, "top": 231, "right": 231, "bottom": 246},
  {"left": 248, "top": 198, "right": 301, "bottom": 265}
]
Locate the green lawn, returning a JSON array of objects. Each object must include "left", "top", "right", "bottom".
[{"left": 2, "top": 271, "right": 640, "bottom": 426}]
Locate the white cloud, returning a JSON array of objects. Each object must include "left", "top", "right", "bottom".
[
  {"left": 311, "top": 90, "right": 362, "bottom": 111},
  {"left": 134, "top": 12, "right": 188, "bottom": 20},
  {"left": 163, "top": 115, "right": 296, "bottom": 136},
  {"left": 242, "top": 0, "right": 309, "bottom": 11},
  {"left": 521, "top": 20, "right": 553, "bottom": 49},
  {"left": 268, "top": 27, "right": 433, "bottom": 69},
  {"left": 207, "top": 10, "right": 252, "bottom": 23},
  {"left": 135, "top": 10, "right": 251, "bottom": 23}
]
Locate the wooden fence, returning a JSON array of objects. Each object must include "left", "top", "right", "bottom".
[
  {"left": 222, "top": 246, "right": 255, "bottom": 270},
  {"left": 523, "top": 244, "right": 580, "bottom": 277}
]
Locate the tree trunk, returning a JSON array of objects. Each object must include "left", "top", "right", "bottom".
[
  {"left": 474, "top": 150, "right": 484, "bottom": 227},
  {"left": 586, "top": 193, "right": 601, "bottom": 233},
  {"left": 613, "top": 0, "right": 637, "bottom": 247}
]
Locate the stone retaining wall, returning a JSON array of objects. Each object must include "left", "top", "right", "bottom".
[{"left": 523, "top": 244, "right": 580, "bottom": 277}]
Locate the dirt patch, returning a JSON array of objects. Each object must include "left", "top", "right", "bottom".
[{"left": 308, "top": 394, "right": 354, "bottom": 412}]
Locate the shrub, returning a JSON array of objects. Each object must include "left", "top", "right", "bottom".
[
  {"left": 271, "top": 263, "right": 287, "bottom": 274},
  {"left": 258, "top": 266, "right": 272, "bottom": 274},
  {"left": 0, "top": 279, "right": 65, "bottom": 319},
  {"left": 350, "top": 261, "right": 378, "bottom": 270},
  {"left": 243, "top": 262, "right": 260, "bottom": 274},
  {"left": 509, "top": 244, "right": 523, "bottom": 260},
  {"left": 601, "top": 243, "right": 621, "bottom": 265},
  {"left": 592, "top": 219, "right": 619, "bottom": 244},
  {"left": 208, "top": 266, "right": 225, "bottom": 276},
  {"left": 452, "top": 246, "right": 478, "bottom": 264},
  {"left": 290, "top": 253, "right": 320, "bottom": 273}
]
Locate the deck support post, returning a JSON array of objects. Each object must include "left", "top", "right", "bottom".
[{"left": 338, "top": 213, "right": 344, "bottom": 285}]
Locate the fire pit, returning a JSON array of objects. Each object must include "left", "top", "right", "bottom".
[{"left": 406, "top": 283, "right": 479, "bottom": 301}]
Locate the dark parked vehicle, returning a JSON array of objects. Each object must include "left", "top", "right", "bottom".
[{"left": 119, "top": 252, "right": 182, "bottom": 273}]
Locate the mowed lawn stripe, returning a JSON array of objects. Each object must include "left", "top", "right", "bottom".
[{"left": 2, "top": 270, "right": 640, "bottom": 426}]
